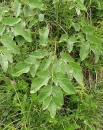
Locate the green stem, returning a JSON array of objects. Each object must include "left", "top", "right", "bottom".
[
  {"left": 51, "top": 40, "right": 56, "bottom": 85},
  {"left": 54, "top": 1, "right": 59, "bottom": 37}
]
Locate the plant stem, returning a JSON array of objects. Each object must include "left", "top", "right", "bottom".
[
  {"left": 54, "top": 1, "right": 59, "bottom": 37},
  {"left": 51, "top": 40, "right": 56, "bottom": 85}
]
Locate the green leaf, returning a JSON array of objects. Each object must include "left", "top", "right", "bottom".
[
  {"left": 23, "top": 5, "right": 34, "bottom": 17},
  {"left": 78, "top": 33, "right": 85, "bottom": 41},
  {"left": 80, "top": 41, "right": 90, "bottom": 61},
  {"left": 13, "top": 0, "right": 21, "bottom": 17},
  {"left": 69, "top": 62, "right": 82, "bottom": 71},
  {"left": 25, "top": 56, "right": 36, "bottom": 64},
  {"left": 73, "top": 23, "right": 80, "bottom": 31},
  {"left": 30, "top": 63, "right": 39, "bottom": 77},
  {"left": 1, "top": 34, "right": 20, "bottom": 54},
  {"left": 2, "top": 50, "right": 13, "bottom": 63},
  {"left": 52, "top": 96, "right": 62, "bottom": 108},
  {"left": 76, "top": 0, "right": 87, "bottom": 11},
  {"left": 60, "top": 52, "right": 74, "bottom": 63},
  {"left": 39, "top": 58, "right": 52, "bottom": 70},
  {"left": 30, "top": 49, "right": 48, "bottom": 59},
  {"left": 53, "top": 0, "right": 59, "bottom": 4},
  {"left": 24, "top": 0, "right": 44, "bottom": 10},
  {"left": 76, "top": 7, "right": 81, "bottom": 15},
  {"left": 73, "top": 70, "right": 83, "bottom": 84},
  {"left": 0, "top": 24, "right": 5, "bottom": 36},
  {"left": 52, "top": 86, "right": 63, "bottom": 106},
  {"left": 48, "top": 100, "right": 57, "bottom": 118},
  {"left": 12, "top": 23, "right": 32, "bottom": 42},
  {"left": 0, "top": 53, "right": 8, "bottom": 72},
  {"left": 0, "top": 46, "right": 13, "bottom": 63},
  {"left": 91, "top": 46, "right": 101, "bottom": 63},
  {"left": 39, "top": 26, "right": 49, "bottom": 46},
  {"left": 67, "top": 35, "right": 77, "bottom": 52},
  {"left": 39, "top": 13, "right": 44, "bottom": 21},
  {"left": 53, "top": 58, "right": 62, "bottom": 73},
  {"left": 39, "top": 85, "right": 52, "bottom": 102},
  {"left": 59, "top": 34, "right": 68, "bottom": 43},
  {"left": 55, "top": 72, "right": 67, "bottom": 79},
  {"left": 86, "top": 35, "right": 101, "bottom": 44},
  {"left": 0, "top": 5, "right": 9, "bottom": 21},
  {"left": 82, "top": 26, "right": 95, "bottom": 34},
  {"left": 65, "top": 64, "right": 74, "bottom": 79},
  {"left": 59, "top": 78, "right": 76, "bottom": 94},
  {"left": 42, "top": 96, "right": 51, "bottom": 110},
  {"left": 30, "top": 77, "right": 50, "bottom": 93},
  {"left": 0, "top": 5, "right": 2, "bottom": 21},
  {"left": 12, "top": 62, "right": 30, "bottom": 76},
  {"left": 2, "top": 17, "right": 21, "bottom": 26},
  {"left": 15, "top": 36, "right": 25, "bottom": 46},
  {"left": 37, "top": 70, "right": 50, "bottom": 78}
]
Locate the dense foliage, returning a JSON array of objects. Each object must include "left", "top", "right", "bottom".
[{"left": 0, "top": 0, "right": 103, "bottom": 129}]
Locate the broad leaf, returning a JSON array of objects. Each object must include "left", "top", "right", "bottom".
[
  {"left": 39, "top": 26, "right": 49, "bottom": 46},
  {"left": 61, "top": 61, "right": 68, "bottom": 74},
  {"left": 73, "top": 23, "right": 80, "bottom": 31},
  {"left": 15, "top": 36, "right": 25, "bottom": 46},
  {"left": 23, "top": 6, "right": 34, "bottom": 17},
  {"left": 48, "top": 100, "right": 57, "bottom": 118},
  {"left": 59, "top": 34, "right": 68, "bottom": 43},
  {"left": 2, "top": 17, "right": 21, "bottom": 26},
  {"left": 86, "top": 35, "right": 101, "bottom": 44},
  {"left": 80, "top": 41, "right": 90, "bottom": 61},
  {"left": 39, "top": 85, "right": 52, "bottom": 102},
  {"left": 67, "top": 35, "right": 77, "bottom": 52},
  {"left": 0, "top": 5, "right": 8, "bottom": 21},
  {"left": 76, "top": 0, "right": 87, "bottom": 11},
  {"left": 39, "top": 14, "right": 44, "bottom": 21},
  {"left": 30, "top": 77, "right": 50, "bottom": 93},
  {"left": 25, "top": 56, "right": 36, "bottom": 64},
  {"left": 76, "top": 7, "right": 81, "bottom": 15},
  {"left": 39, "top": 58, "right": 52, "bottom": 70},
  {"left": 78, "top": 33, "right": 85, "bottom": 41},
  {"left": 53, "top": 0, "right": 59, "bottom": 4},
  {"left": 69, "top": 62, "right": 82, "bottom": 71},
  {"left": 82, "top": 26, "right": 95, "bottom": 34},
  {"left": 12, "top": 62, "right": 30, "bottom": 76},
  {"left": 59, "top": 78, "right": 76, "bottom": 94},
  {"left": 73, "top": 69, "right": 83, "bottom": 84},
  {"left": 42, "top": 96, "right": 51, "bottom": 110},
  {"left": 53, "top": 58, "right": 62, "bottom": 73},
  {"left": 0, "top": 24, "right": 5, "bottom": 36},
  {"left": 52, "top": 96, "right": 62, "bottom": 108},
  {"left": 91, "top": 46, "right": 101, "bottom": 63},
  {"left": 52, "top": 86, "right": 63, "bottom": 106},
  {"left": 0, "top": 5, "right": 2, "bottom": 21},
  {"left": 13, "top": 0, "right": 21, "bottom": 17},
  {"left": 30, "top": 63, "right": 39, "bottom": 77},
  {"left": 2, "top": 49, "right": 13, "bottom": 63},
  {"left": 37, "top": 70, "right": 50, "bottom": 78},
  {"left": 0, "top": 46, "right": 13, "bottom": 63},
  {"left": 0, "top": 53, "right": 8, "bottom": 72},
  {"left": 30, "top": 49, "right": 48, "bottom": 59},
  {"left": 12, "top": 23, "right": 32, "bottom": 42},
  {"left": 1, "top": 34, "right": 20, "bottom": 54},
  {"left": 24, "top": 0, "right": 44, "bottom": 10},
  {"left": 60, "top": 52, "right": 74, "bottom": 63},
  {"left": 55, "top": 72, "right": 67, "bottom": 79}
]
